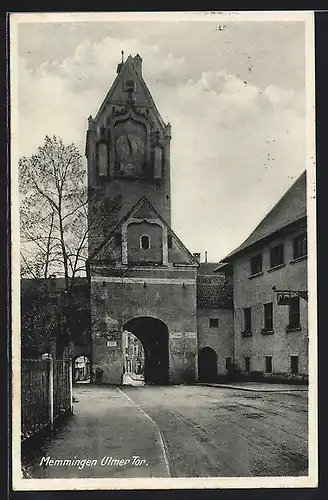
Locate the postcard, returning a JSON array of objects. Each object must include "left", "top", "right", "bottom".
[{"left": 10, "top": 10, "right": 317, "bottom": 491}]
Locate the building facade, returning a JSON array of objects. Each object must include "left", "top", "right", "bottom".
[
  {"left": 122, "top": 330, "right": 145, "bottom": 376},
  {"left": 218, "top": 172, "right": 308, "bottom": 380}
]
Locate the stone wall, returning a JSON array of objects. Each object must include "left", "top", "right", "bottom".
[{"left": 90, "top": 266, "right": 198, "bottom": 384}]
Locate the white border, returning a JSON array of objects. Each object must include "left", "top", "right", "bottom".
[{"left": 10, "top": 10, "right": 317, "bottom": 491}]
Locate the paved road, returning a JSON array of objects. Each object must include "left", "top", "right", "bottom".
[
  {"left": 122, "top": 385, "right": 308, "bottom": 477},
  {"left": 22, "top": 384, "right": 308, "bottom": 478}
]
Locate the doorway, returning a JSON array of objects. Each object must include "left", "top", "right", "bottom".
[{"left": 198, "top": 347, "right": 217, "bottom": 382}]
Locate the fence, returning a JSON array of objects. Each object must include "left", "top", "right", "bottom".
[{"left": 21, "top": 357, "right": 73, "bottom": 442}]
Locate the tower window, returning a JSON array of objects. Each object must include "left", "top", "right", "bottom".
[
  {"left": 124, "top": 79, "right": 136, "bottom": 92},
  {"left": 167, "top": 234, "right": 172, "bottom": 249},
  {"left": 140, "top": 235, "right": 150, "bottom": 250},
  {"left": 209, "top": 318, "right": 219, "bottom": 328}
]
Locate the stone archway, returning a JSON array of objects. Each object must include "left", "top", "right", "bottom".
[
  {"left": 198, "top": 347, "right": 217, "bottom": 382},
  {"left": 73, "top": 354, "right": 92, "bottom": 384},
  {"left": 123, "top": 317, "right": 169, "bottom": 385}
]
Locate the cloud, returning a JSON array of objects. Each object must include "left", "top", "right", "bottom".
[{"left": 17, "top": 35, "right": 306, "bottom": 261}]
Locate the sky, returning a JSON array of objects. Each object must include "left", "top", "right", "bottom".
[{"left": 14, "top": 12, "right": 312, "bottom": 263}]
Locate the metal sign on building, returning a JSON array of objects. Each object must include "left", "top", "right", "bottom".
[{"left": 272, "top": 285, "right": 308, "bottom": 304}]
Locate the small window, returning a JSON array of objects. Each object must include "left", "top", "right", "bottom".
[
  {"left": 288, "top": 296, "right": 300, "bottom": 329},
  {"left": 226, "top": 357, "right": 232, "bottom": 371},
  {"left": 250, "top": 253, "right": 262, "bottom": 275},
  {"left": 97, "top": 142, "right": 108, "bottom": 176},
  {"left": 245, "top": 357, "right": 251, "bottom": 372},
  {"left": 293, "top": 233, "right": 307, "bottom": 260},
  {"left": 270, "top": 243, "right": 284, "bottom": 268},
  {"left": 243, "top": 307, "right": 252, "bottom": 333},
  {"left": 265, "top": 356, "right": 272, "bottom": 373},
  {"left": 115, "top": 233, "right": 122, "bottom": 246},
  {"left": 140, "top": 235, "right": 150, "bottom": 250},
  {"left": 124, "top": 79, "right": 136, "bottom": 92},
  {"left": 209, "top": 318, "right": 219, "bottom": 328},
  {"left": 290, "top": 356, "right": 299, "bottom": 374},
  {"left": 263, "top": 302, "right": 273, "bottom": 332},
  {"left": 167, "top": 234, "right": 172, "bottom": 249}
]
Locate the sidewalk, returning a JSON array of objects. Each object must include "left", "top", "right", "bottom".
[
  {"left": 122, "top": 373, "right": 145, "bottom": 387},
  {"left": 23, "top": 385, "right": 169, "bottom": 478},
  {"left": 198, "top": 381, "right": 308, "bottom": 392}
]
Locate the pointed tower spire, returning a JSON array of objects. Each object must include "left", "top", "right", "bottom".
[{"left": 117, "top": 50, "right": 125, "bottom": 74}]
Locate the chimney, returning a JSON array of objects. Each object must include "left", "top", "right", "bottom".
[
  {"left": 133, "top": 54, "right": 142, "bottom": 74},
  {"left": 205, "top": 251, "right": 208, "bottom": 263},
  {"left": 193, "top": 252, "right": 201, "bottom": 263}
]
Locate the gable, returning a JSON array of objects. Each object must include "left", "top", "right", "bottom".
[
  {"left": 94, "top": 55, "right": 165, "bottom": 131},
  {"left": 89, "top": 197, "right": 198, "bottom": 266}
]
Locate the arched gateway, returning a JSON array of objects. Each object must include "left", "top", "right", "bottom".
[
  {"left": 124, "top": 317, "right": 169, "bottom": 385},
  {"left": 198, "top": 347, "right": 217, "bottom": 382}
]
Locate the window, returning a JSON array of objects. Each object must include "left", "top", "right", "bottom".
[
  {"left": 245, "top": 357, "right": 251, "bottom": 372},
  {"left": 265, "top": 356, "right": 272, "bottom": 373},
  {"left": 290, "top": 356, "right": 299, "bottom": 374},
  {"left": 97, "top": 142, "right": 108, "bottom": 176},
  {"left": 140, "top": 235, "right": 150, "bottom": 250},
  {"left": 209, "top": 318, "right": 219, "bottom": 328},
  {"left": 243, "top": 307, "right": 252, "bottom": 334},
  {"left": 167, "top": 234, "right": 172, "bottom": 249},
  {"left": 288, "top": 296, "right": 300, "bottom": 329},
  {"left": 270, "top": 243, "right": 284, "bottom": 268},
  {"left": 226, "top": 357, "right": 232, "bottom": 371},
  {"left": 293, "top": 233, "right": 307, "bottom": 260},
  {"left": 124, "top": 79, "right": 136, "bottom": 92},
  {"left": 115, "top": 233, "right": 122, "bottom": 246},
  {"left": 263, "top": 302, "right": 273, "bottom": 332},
  {"left": 250, "top": 253, "right": 262, "bottom": 275}
]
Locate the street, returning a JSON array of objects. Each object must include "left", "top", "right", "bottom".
[{"left": 22, "top": 384, "right": 308, "bottom": 478}]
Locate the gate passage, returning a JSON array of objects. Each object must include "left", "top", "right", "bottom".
[{"left": 123, "top": 317, "right": 169, "bottom": 385}]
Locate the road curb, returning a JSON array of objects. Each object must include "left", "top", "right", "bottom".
[
  {"left": 197, "top": 383, "right": 308, "bottom": 393},
  {"left": 117, "top": 387, "right": 171, "bottom": 477}
]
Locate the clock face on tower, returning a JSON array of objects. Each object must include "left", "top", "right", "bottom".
[{"left": 116, "top": 133, "right": 145, "bottom": 163}]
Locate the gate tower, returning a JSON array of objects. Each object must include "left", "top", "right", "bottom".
[{"left": 86, "top": 53, "right": 199, "bottom": 384}]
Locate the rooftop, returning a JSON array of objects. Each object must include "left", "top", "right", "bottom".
[{"left": 221, "top": 170, "right": 307, "bottom": 262}]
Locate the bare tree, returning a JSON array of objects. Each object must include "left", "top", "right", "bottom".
[
  {"left": 19, "top": 135, "right": 121, "bottom": 355},
  {"left": 19, "top": 135, "right": 120, "bottom": 291}
]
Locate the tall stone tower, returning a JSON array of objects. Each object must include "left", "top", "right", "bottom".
[
  {"left": 86, "top": 54, "right": 199, "bottom": 385},
  {"left": 86, "top": 53, "right": 172, "bottom": 256}
]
